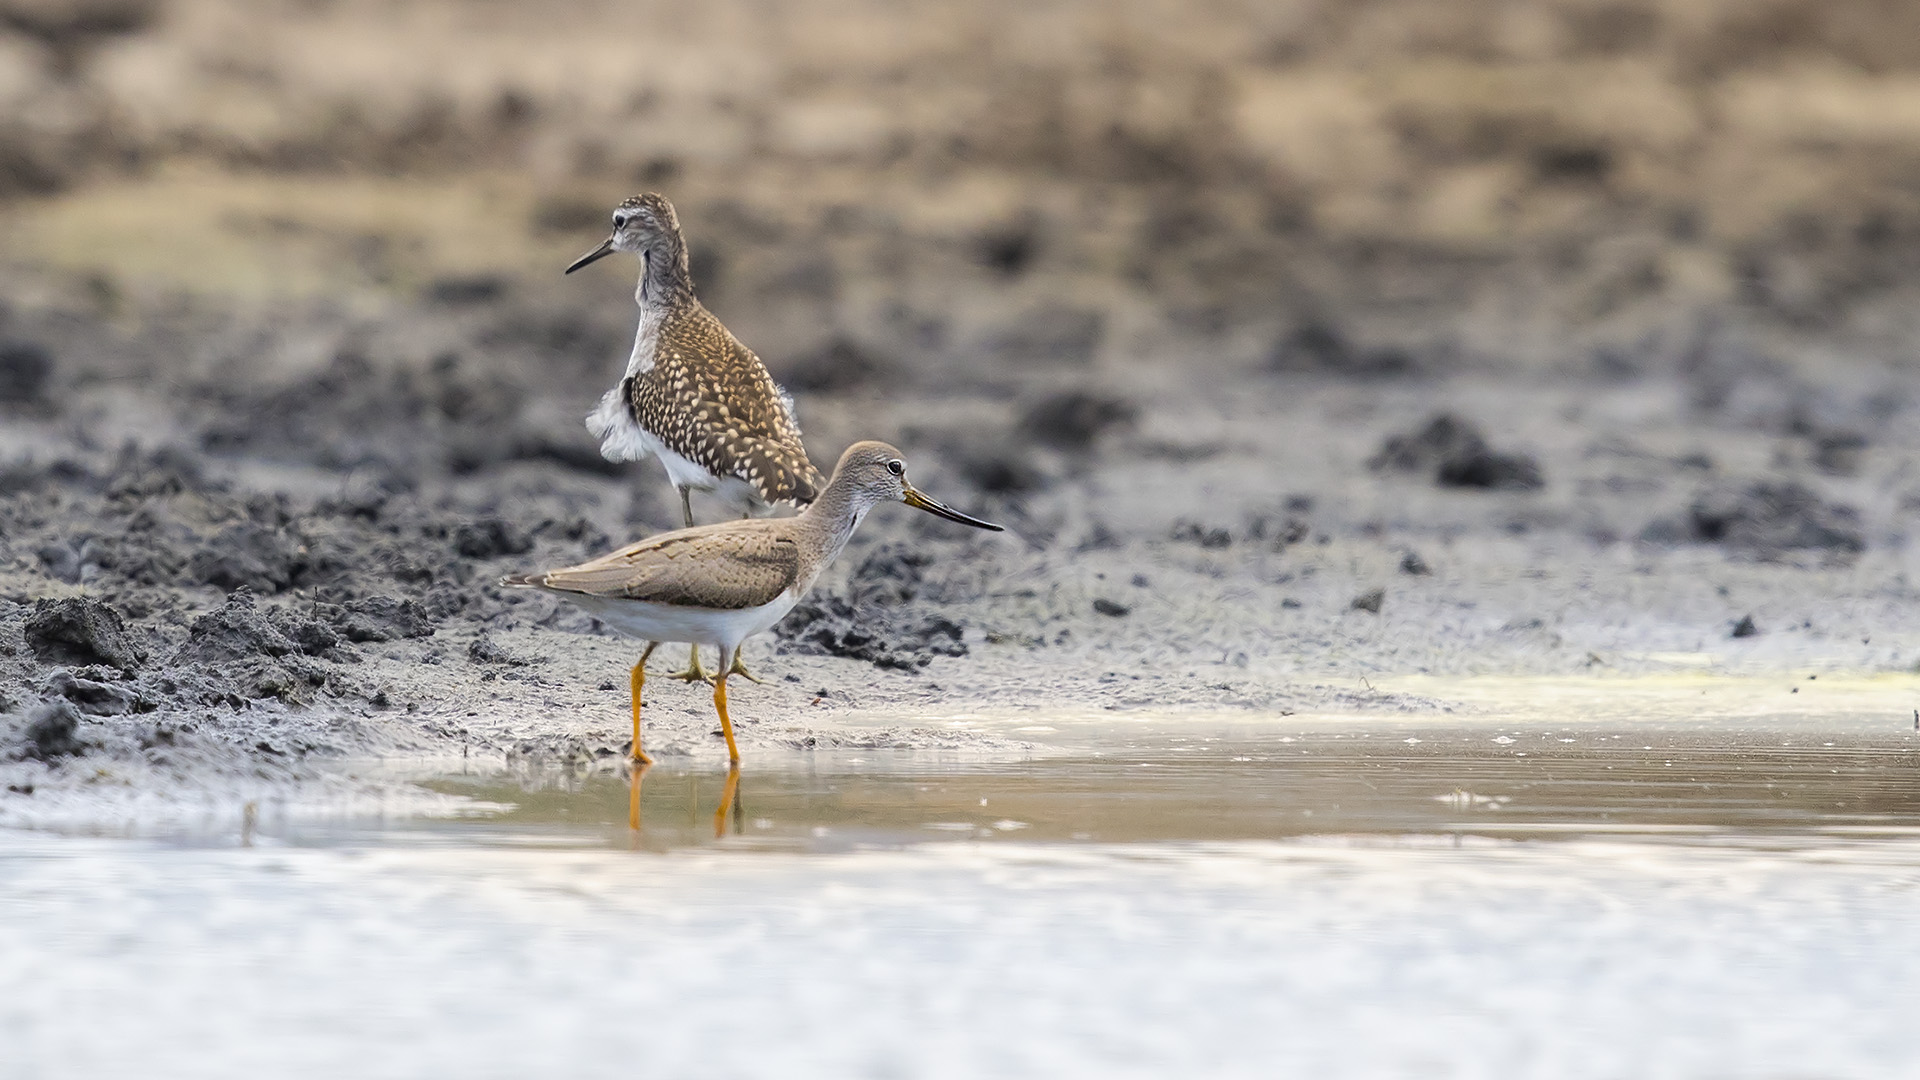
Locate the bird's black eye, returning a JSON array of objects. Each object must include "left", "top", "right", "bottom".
[
  {"left": 613, "top": 215, "right": 628, "bottom": 229},
  {"left": 886, "top": 460, "right": 904, "bottom": 476}
]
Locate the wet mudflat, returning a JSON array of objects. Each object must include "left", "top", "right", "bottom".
[{"left": 6, "top": 708, "right": 1920, "bottom": 1080}]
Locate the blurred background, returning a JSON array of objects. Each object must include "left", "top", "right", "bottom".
[{"left": 6, "top": 0, "right": 1920, "bottom": 380}]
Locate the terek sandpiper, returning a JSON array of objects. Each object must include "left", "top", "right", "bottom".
[
  {"left": 569, "top": 192, "right": 825, "bottom": 683},
  {"left": 500, "top": 441, "right": 1001, "bottom": 769}
]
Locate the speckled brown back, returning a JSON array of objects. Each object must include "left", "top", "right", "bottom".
[{"left": 628, "top": 301, "right": 825, "bottom": 506}]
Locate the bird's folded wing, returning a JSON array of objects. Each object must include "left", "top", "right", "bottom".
[
  {"left": 634, "top": 312, "right": 825, "bottom": 506},
  {"left": 534, "top": 529, "right": 801, "bottom": 611},
  {"left": 696, "top": 427, "right": 823, "bottom": 506}
]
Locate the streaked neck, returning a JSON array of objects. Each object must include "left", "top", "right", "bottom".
[{"left": 637, "top": 234, "right": 695, "bottom": 309}]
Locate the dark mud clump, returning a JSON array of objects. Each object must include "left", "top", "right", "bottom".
[
  {"left": 778, "top": 337, "right": 893, "bottom": 394},
  {"left": 24, "top": 597, "right": 146, "bottom": 670},
  {"left": 453, "top": 519, "right": 534, "bottom": 560},
  {"left": 1170, "top": 520, "right": 1234, "bottom": 548},
  {"left": 776, "top": 596, "right": 966, "bottom": 671},
  {"left": 4, "top": 586, "right": 414, "bottom": 766},
  {"left": 976, "top": 216, "right": 1040, "bottom": 277},
  {"left": 424, "top": 275, "right": 507, "bottom": 306},
  {"left": 958, "top": 445, "right": 1047, "bottom": 496},
  {"left": 1017, "top": 390, "right": 1138, "bottom": 451},
  {"left": 48, "top": 671, "right": 146, "bottom": 717},
  {"left": 1269, "top": 320, "right": 1417, "bottom": 378},
  {"left": 849, "top": 545, "right": 933, "bottom": 606},
  {"left": 325, "top": 596, "right": 436, "bottom": 643},
  {"left": 186, "top": 521, "right": 300, "bottom": 593},
  {"left": 169, "top": 590, "right": 336, "bottom": 705},
  {"left": 269, "top": 610, "right": 349, "bottom": 660},
  {"left": 11, "top": 448, "right": 328, "bottom": 595},
  {"left": 466, "top": 633, "right": 527, "bottom": 666},
  {"left": 11, "top": 702, "right": 85, "bottom": 761},
  {"left": 0, "top": 339, "right": 54, "bottom": 406},
  {"left": 173, "top": 590, "right": 300, "bottom": 664},
  {"left": 987, "top": 305, "right": 1104, "bottom": 366},
  {"left": 775, "top": 544, "right": 970, "bottom": 671},
  {"left": 1370, "top": 414, "right": 1545, "bottom": 491},
  {"left": 1812, "top": 431, "right": 1868, "bottom": 476},
  {"left": 1644, "top": 482, "right": 1865, "bottom": 557}
]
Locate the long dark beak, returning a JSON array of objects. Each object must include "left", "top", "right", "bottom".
[
  {"left": 903, "top": 484, "right": 1003, "bottom": 531},
  {"left": 565, "top": 235, "right": 617, "bottom": 274}
]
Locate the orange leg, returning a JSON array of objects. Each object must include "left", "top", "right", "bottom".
[
  {"left": 712, "top": 661, "right": 741, "bottom": 765},
  {"left": 713, "top": 763, "right": 740, "bottom": 838},
  {"left": 629, "top": 642, "right": 658, "bottom": 765}
]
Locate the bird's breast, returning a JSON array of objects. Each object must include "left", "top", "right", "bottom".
[{"left": 623, "top": 307, "right": 666, "bottom": 379}]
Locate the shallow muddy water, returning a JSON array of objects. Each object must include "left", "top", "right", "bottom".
[
  {"left": 408, "top": 723, "right": 1920, "bottom": 851},
  {"left": 6, "top": 703, "right": 1920, "bottom": 1079}
]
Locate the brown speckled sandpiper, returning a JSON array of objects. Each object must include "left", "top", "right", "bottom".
[
  {"left": 501, "top": 442, "right": 1001, "bottom": 772},
  {"left": 569, "top": 192, "right": 822, "bottom": 523},
  {"left": 568, "top": 192, "right": 825, "bottom": 682}
]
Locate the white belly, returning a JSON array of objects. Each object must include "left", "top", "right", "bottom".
[
  {"left": 586, "top": 394, "right": 765, "bottom": 509},
  {"left": 564, "top": 591, "right": 800, "bottom": 650},
  {"left": 586, "top": 304, "right": 686, "bottom": 470},
  {"left": 588, "top": 391, "right": 776, "bottom": 523},
  {"left": 585, "top": 384, "right": 658, "bottom": 464}
]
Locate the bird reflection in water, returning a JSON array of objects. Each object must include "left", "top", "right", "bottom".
[
  {"left": 716, "top": 765, "right": 742, "bottom": 837},
  {"left": 627, "top": 762, "right": 744, "bottom": 839},
  {"left": 627, "top": 761, "right": 650, "bottom": 834}
]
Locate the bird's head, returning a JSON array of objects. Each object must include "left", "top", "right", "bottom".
[
  {"left": 566, "top": 192, "right": 681, "bottom": 274},
  {"left": 832, "top": 440, "right": 1003, "bottom": 531}
]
